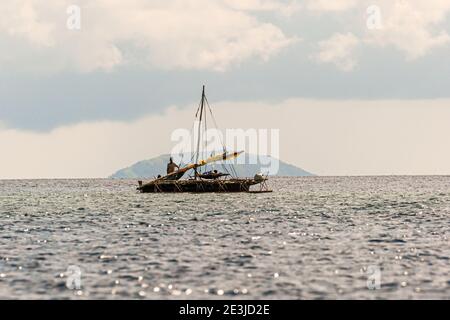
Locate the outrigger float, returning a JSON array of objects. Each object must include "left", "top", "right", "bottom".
[{"left": 137, "top": 86, "right": 272, "bottom": 194}]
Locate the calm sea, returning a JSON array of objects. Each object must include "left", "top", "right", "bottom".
[{"left": 0, "top": 176, "right": 449, "bottom": 299}]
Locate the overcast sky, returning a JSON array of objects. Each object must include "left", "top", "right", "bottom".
[{"left": 1, "top": 0, "right": 450, "bottom": 178}]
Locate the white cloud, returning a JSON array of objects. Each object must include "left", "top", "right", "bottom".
[
  {"left": 365, "top": 0, "right": 450, "bottom": 60},
  {"left": 224, "top": 0, "right": 301, "bottom": 16},
  {"left": 306, "top": 0, "right": 358, "bottom": 12},
  {"left": 309, "top": 0, "right": 450, "bottom": 69},
  {"left": 0, "top": 0, "right": 54, "bottom": 47},
  {"left": 314, "top": 32, "right": 359, "bottom": 71},
  {"left": 0, "top": 0, "right": 295, "bottom": 73}
]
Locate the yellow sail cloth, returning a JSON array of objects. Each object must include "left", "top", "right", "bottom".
[
  {"left": 159, "top": 151, "right": 244, "bottom": 181},
  {"left": 199, "top": 151, "right": 244, "bottom": 166}
]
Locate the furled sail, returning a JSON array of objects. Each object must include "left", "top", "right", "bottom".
[
  {"left": 199, "top": 151, "right": 244, "bottom": 166},
  {"left": 160, "top": 151, "right": 243, "bottom": 181}
]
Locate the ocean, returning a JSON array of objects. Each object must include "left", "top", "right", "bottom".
[{"left": 0, "top": 176, "right": 449, "bottom": 299}]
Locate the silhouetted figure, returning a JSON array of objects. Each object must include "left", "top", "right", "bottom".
[{"left": 167, "top": 157, "right": 179, "bottom": 174}]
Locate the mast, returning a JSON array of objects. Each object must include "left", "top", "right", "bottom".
[
  {"left": 204, "top": 87, "right": 207, "bottom": 164},
  {"left": 195, "top": 85, "right": 206, "bottom": 179}
]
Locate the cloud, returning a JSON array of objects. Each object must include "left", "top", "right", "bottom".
[
  {"left": 314, "top": 32, "right": 359, "bottom": 71},
  {"left": 365, "top": 0, "right": 450, "bottom": 60},
  {"left": 223, "top": 0, "right": 301, "bottom": 16},
  {"left": 308, "top": 0, "right": 450, "bottom": 70},
  {"left": 0, "top": 0, "right": 55, "bottom": 47},
  {"left": 1, "top": 98, "right": 450, "bottom": 178},
  {"left": 306, "top": 0, "right": 358, "bottom": 12},
  {"left": 0, "top": 0, "right": 295, "bottom": 73}
]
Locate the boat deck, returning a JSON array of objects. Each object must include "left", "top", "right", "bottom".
[{"left": 138, "top": 178, "right": 270, "bottom": 193}]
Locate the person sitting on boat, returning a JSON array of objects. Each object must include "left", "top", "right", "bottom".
[
  {"left": 167, "top": 157, "right": 179, "bottom": 174},
  {"left": 202, "top": 169, "right": 217, "bottom": 175},
  {"left": 198, "top": 169, "right": 229, "bottom": 180}
]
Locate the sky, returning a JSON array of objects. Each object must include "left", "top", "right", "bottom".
[{"left": 1, "top": 0, "right": 450, "bottom": 178}]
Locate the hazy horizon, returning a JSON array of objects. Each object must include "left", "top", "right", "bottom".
[{"left": 1, "top": 1, "right": 450, "bottom": 178}]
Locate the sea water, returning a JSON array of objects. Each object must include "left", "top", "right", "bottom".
[{"left": 0, "top": 176, "right": 449, "bottom": 299}]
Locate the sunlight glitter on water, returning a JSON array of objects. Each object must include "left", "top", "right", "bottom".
[{"left": 0, "top": 176, "right": 449, "bottom": 299}]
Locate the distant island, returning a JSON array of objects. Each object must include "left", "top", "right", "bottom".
[{"left": 110, "top": 154, "right": 314, "bottom": 179}]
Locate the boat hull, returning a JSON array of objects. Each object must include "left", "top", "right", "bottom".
[{"left": 138, "top": 179, "right": 262, "bottom": 193}]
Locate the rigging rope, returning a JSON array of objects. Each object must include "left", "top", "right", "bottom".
[{"left": 204, "top": 96, "right": 239, "bottom": 178}]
